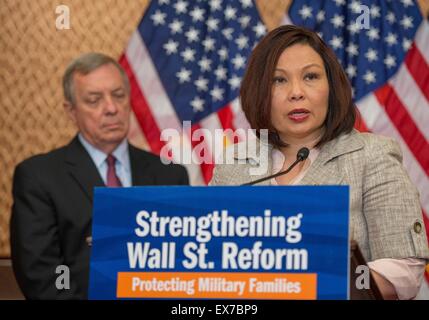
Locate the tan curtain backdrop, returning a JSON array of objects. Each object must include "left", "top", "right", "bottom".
[{"left": 0, "top": 0, "right": 294, "bottom": 257}]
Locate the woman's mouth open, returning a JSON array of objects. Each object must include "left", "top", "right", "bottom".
[{"left": 288, "top": 109, "right": 310, "bottom": 122}]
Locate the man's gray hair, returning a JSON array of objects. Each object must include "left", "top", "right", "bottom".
[{"left": 63, "top": 52, "right": 130, "bottom": 105}]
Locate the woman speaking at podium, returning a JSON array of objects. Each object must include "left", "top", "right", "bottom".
[{"left": 209, "top": 25, "right": 429, "bottom": 299}]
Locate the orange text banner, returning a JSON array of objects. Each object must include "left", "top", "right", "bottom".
[{"left": 117, "top": 272, "right": 317, "bottom": 299}]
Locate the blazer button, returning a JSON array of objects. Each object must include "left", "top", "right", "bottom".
[{"left": 413, "top": 221, "right": 422, "bottom": 234}]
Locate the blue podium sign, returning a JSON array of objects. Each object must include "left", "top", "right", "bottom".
[{"left": 88, "top": 186, "right": 349, "bottom": 300}]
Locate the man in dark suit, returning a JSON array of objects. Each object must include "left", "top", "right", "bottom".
[{"left": 10, "top": 52, "right": 189, "bottom": 299}]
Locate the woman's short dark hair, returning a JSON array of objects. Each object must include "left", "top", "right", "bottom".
[{"left": 240, "top": 25, "right": 356, "bottom": 148}]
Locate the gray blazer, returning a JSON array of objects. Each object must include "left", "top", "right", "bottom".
[{"left": 210, "top": 129, "right": 429, "bottom": 262}]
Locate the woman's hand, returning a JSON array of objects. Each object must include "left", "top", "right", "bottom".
[{"left": 371, "top": 269, "right": 399, "bottom": 300}]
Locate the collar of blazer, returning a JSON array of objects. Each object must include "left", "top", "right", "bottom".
[
  {"left": 231, "top": 129, "right": 364, "bottom": 186},
  {"left": 299, "top": 129, "right": 364, "bottom": 186}
]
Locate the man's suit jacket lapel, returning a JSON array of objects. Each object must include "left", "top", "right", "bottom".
[
  {"left": 129, "top": 144, "right": 156, "bottom": 186},
  {"left": 64, "top": 136, "right": 105, "bottom": 203},
  {"left": 65, "top": 137, "right": 156, "bottom": 193}
]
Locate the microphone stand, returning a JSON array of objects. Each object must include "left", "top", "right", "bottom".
[{"left": 241, "top": 147, "right": 309, "bottom": 186}]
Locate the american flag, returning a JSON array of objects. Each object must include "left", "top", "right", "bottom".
[
  {"left": 285, "top": 0, "right": 429, "bottom": 299},
  {"left": 119, "top": 0, "right": 266, "bottom": 185}
]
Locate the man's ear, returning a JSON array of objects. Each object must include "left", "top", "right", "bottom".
[{"left": 64, "top": 101, "right": 77, "bottom": 124}]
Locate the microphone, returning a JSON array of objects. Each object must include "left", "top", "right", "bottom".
[{"left": 241, "top": 147, "right": 310, "bottom": 186}]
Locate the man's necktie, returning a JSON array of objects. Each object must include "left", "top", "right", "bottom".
[{"left": 106, "top": 154, "right": 122, "bottom": 187}]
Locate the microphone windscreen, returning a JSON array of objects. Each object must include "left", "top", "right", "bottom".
[{"left": 297, "top": 147, "right": 310, "bottom": 160}]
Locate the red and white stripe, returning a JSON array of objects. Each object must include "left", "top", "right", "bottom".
[
  {"left": 121, "top": 31, "right": 203, "bottom": 185},
  {"left": 121, "top": 31, "right": 250, "bottom": 185},
  {"left": 358, "top": 21, "right": 429, "bottom": 222}
]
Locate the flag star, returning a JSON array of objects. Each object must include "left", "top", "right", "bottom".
[
  {"left": 400, "top": 16, "right": 414, "bottom": 30},
  {"left": 190, "top": 97, "right": 205, "bottom": 112},
  {"left": 235, "top": 35, "right": 249, "bottom": 49},
  {"left": 385, "top": 33, "right": 398, "bottom": 46},
  {"left": 329, "top": 36, "right": 343, "bottom": 50},
  {"left": 225, "top": 5, "right": 237, "bottom": 20},
  {"left": 198, "top": 56, "right": 212, "bottom": 72},
  {"left": 316, "top": 10, "right": 325, "bottom": 22},
  {"left": 174, "top": 0, "right": 188, "bottom": 14},
  {"left": 366, "top": 28, "right": 380, "bottom": 41},
  {"left": 185, "top": 28, "right": 199, "bottom": 42},
  {"left": 402, "top": 38, "right": 412, "bottom": 51},
  {"left": 333, "top": 0, "right": 346, "bottom": 6},
  {"left": 214, "top": 66, "right": 228, "bottom": 81},
  {"left": 401, "top": 0, "right": 414, "bottom": 7},
  {"left": 317, "top": 31, "right": 323, "bottom": 39},
  {"left": 176, "top": 68, "right": 192, "bottom": 83},
  {"left": 239, "top": 15, "right": 251, "bottom": 28},
  {"left": 163, "top": 40, "right": 179, "bottom": 55},
  {"left": 232, "top": 54, "right": 246, "bottom": 69},
  {"left": 384, "top": 55, "right": 396, "bottom": 69},
  {"left": 151, "top": 10, "right": 166, "bottom": 26},
  {"left": 228, "top": 75, "right": 241, "bottom": 89},
  {"left": 218, "top": 47, "right": 228, "bottom": 61},
  {"left": 202, "top": 37, "right": 215, "bottom": 51},
  {"left": 194, "top": 77, "right": 209, "bottom": 91},
  {"left": 209, "top": 0, "right": 222, "bottom": 11},
  {"left": 159, "top": 0, "right": 170, "bottom": 4},
  {"left": 363, "top": 70, "right": 376, "bottom": 84},
  {"left": 169, "top": 19, "right": 183, "bottom": 34},
  {"left": 299, "top": 5, "right": 313, "bottom": 19},
  {"left": 206, "top": 17, "right": 219, "bottom": 31},
  {"left": 331, "top": 14, "right": 344, "bottom": 28},
  {"left": 253, "top": 22, "right": 266, "bottom": 37},
  {"left": 347, "top": 22, "right": 360, "bottom": 35},
  {"left": 222, "top": 28, "right": 234, "bottom": 40},
  {"left": 346, "top": 64, "right": 357, "bottom": 78},
  {"left": 370, "top": 5, "right": 381, "bottom": 18},
  {"left": 181, "top": 47, "right": 195, "bottom": 62},
  {"left": 349, "top": 0, "right": 362, "bottom": 14},
  {"left": 210, "top": 86, "right": 224, "bottom": 101},
  {"left": 189, "top": 7, "right": 205, "bottom": 22},
  {"left": 386, "top": 11, "right": 396, "bottom": 24},
  {"left": 346, "top": 43, "right": 359, "bottom": 56},
  {"left": 365, "top": 48, "right": 378, "bottom": 62},
  {"left": 240, "top": 0, "right": 253, "bottom": 8}
]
